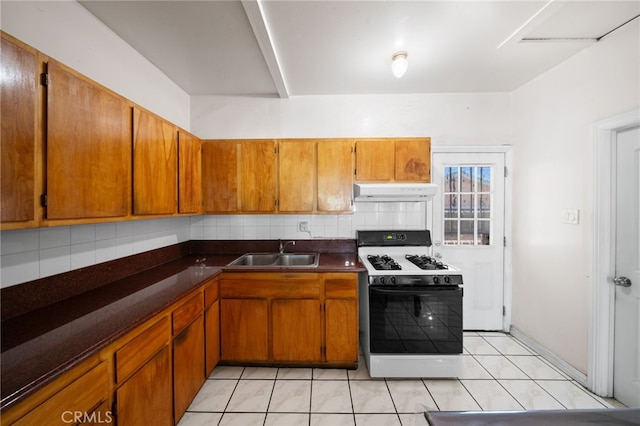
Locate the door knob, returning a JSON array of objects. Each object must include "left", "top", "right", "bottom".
[
  {"left": 613, "top": 276, "right": 632, "bottom": 287},
  {"left": 434, "top": 240, "right": 442, "bottom": 247}
]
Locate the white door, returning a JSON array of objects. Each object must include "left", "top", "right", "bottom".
[
  {"left": 613, "top": 125, "right": 640, "bottom": 407},
  {"left": 432, "top": 152, "right": 506, "bottom": 330}
]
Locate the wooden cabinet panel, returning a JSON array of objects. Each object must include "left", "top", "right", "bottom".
[
  {"left": 220, "top": 299, "right": 268, "bottom": 361},
  {"left": 115, "top": 317, "right": 169, "bottom": 383},
  {"left": 278, "top": 140, "right": 315, "bottom": 212},
  {"left": 202, "top": 140, "right": 238, "bottom": 212},
  {"left": 241, "top": 140, "right": 277, "bottom": 212},
  {"left": 133, "top": 107, "right": 177, "bottom": 215},
  {"left": 0, "top": 35, "right": 37, "bottom": 225},
  {"left": 325, "top": 298, "right": 358, "bottom": 363},
  {"left": 355, "top": 139, "right": 394, "bottom": 182},
  {"left": 395, "top": 138, "right": 430, "bottom": 181},
  {"left": 117, "top": 345, "right": 172, "bottom": 426},
  {"left": 355, "top": 138, "right": 431, "bottom": 182},
  {"left": 272, "top": 299, "right": 321, "bottom": 362},
  {"left": 204, "top": 278, "right": 219, "bottom": 308},
  {"left": 317, "top": 139, "right": 353, "bottom": 212},
  {"left": 325, "top": 275, "right": 358, "bottom": 298},
  {"left": 172, "top": 292, "right": 203, "bottom": 336},
  {"left": 174, "top": 316, "right": 205, "bottom": 423},
  {"left": 13, "top": 362, "right": 109, "bottom": 426},
  {"left": 47, "top": 60, "right": 131, "bottom": 219},
  {"left": 205, "top": 300, "right": 220, "bottom": 376},
  {"left": 178, "top": 130, "right": 202, "bottom": 214}
]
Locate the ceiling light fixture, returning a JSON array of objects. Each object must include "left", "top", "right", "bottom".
[{"left": 391, "top": 51, "right": 408, "bottom": 78}]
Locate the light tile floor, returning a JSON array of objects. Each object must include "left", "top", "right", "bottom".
[{"left": 178, "top": 332, "right": 624, "bottom": 426}]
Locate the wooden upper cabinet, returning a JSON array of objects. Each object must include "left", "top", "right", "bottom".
[
  {"left": 133, "top": 107, "right": 177, "bottom": 215},
  {"left": 178, "top": 130, "right": 202, "bottom": 214},
  {"left": 278, "top": 140, "right": 316, "bottom": 212},
  {"left": 355, "top": 139, "right": 395, "bottom": 182},
  {"left": 1, "top": 34, "right": 37, "bottom": 226},
  {"left": 395, "top": 138, "right": 430, "bottom": 181},
  {"left": 46, "top": 60, "right": 131, "bottom": 220},
  {"left": 240, "top": 140, "right": 277, "bottom": 212},
  {"left": 317, "top": 139, "right": 353, "bottom": 212},
  {"left": 355, "top": 138, "right": 431, "bottom": 182},
  {"left": 202, "top": 140, "right": 239, "bottom": 213}
]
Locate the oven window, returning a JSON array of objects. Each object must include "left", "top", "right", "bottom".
[
  {"left": 443, "top": 166, "right": 492, "bottom": 246},
  {"left": 369, "top": 287, "right": 463, "bottom": 354}
]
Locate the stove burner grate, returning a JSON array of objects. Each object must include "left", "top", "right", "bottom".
[
  {"left": 367, "top": 255, "right": 402, "bottom": 270},
  {"left": 405, "top": 254, "right": 448, "bottom": 270}
]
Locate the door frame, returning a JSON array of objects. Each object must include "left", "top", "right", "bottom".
[
  {"left": 589, "top": 109, "right": 640, "bottom": 396},
  {"left": 430, "top": 145, "right": 513, "bottom": 331}
]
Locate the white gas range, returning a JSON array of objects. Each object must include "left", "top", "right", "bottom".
[{"left": 357, "top": 230, "right": 464, "bottom": 378}]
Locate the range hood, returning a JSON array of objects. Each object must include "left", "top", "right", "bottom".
[{"left": 353, "top": 183, "right": 437, "bottom": 202}]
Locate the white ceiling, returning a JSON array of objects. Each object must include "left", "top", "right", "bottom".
[{"left": 80, "top": 0, "right": 639, "bottom": 98}]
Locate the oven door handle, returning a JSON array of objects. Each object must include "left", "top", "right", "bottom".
[{"left": 370, "top": 287, "right": 461, "bottom": 296}]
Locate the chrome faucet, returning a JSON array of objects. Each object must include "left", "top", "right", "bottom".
[{"left": 279, "top": 240, "right": 296, "bottom": 254}]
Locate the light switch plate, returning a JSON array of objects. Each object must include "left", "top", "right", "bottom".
[{"left": 561, "top": 209, "right": 580, "bottom": 225}]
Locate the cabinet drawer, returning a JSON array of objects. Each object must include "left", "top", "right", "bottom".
[
  {"left": 14, "top": 362, "right": 109, "bottom": 426},
  {"left": 116, "top": 317, "right": 169, "bottom": 383},
  {"left": 325, "top": 275, "right": 357, "bottom": 298},
  {"left": 173, "top": 293, "right": 203, "bottom": 335},
  {"left": 204, "top": 279, "right": 219, "bottom": 308},
  {"left": 220, "top": 280, "right": 320, "bottom": 298}
]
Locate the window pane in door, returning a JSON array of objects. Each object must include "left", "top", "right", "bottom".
[
  {"left": 444, "top": 220, "right": 458, "bottom": 245},
  {"left": 440, "top": 165, "right": 494, "bottom": 246},
  {"left": 445, "top": 194, "right": 458, "bottom": 218}
]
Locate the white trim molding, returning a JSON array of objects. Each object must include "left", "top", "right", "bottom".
[{"left": 589, "top": 109, "right": 640, "bottom": 396}]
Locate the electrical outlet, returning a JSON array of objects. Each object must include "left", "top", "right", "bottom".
[
  {"left": 561, "top": 209, "right": 580, "bottom": 225},
  {"left": 298, "top": 221, "right": 310, "bottom": 232}
]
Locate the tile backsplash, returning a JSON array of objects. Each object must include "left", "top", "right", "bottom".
[{"left": 0, "top": 202, "right": 426, "bottom": 288}]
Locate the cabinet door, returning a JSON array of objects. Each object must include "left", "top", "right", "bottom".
[
  {"left": 178, "top": 130, "right": 202, "bottom": 214},
  {"left": 278, "top": 140, "right": 315, "bottom": 212},
  {"left": 1, "top": 35, "right": 37, "bottom": 225},
  {"left": 133, "top": 107, "right": 177, "bottom": 215},
  {"left": 355, "top": 139, "right": 394, "bottom": 182},
  {"left": 117, "top": 345, "right": 172, "bottom": 426},
  {"left": 47, "top": 61, "right": 131, "bottom": 219},
  {"left": 220, "top": 299, "right": 268, "bottom": 361},
  {"left": 318, "top": 139, "right": 353, "bottom": 212},
  {"left": 395, "top": 138, "right": 430, "bottom": 182},
  {"left": 205, "top": 300, "right": 220, "bottom": 376},
  {"left": 202, "top": 140, "right": 238, "bottom": 213},
  {"left": 325, "top": 299, "right": 358, "bottom": 363},
  {"left": 272, "top": 299, "right": 321, "bottom": 362},
  {"left": 174, "top": 318, "right": 205, "bottom": 423},
  {"left": 241, "top": 140, "right": 276, "bottom": 212}
]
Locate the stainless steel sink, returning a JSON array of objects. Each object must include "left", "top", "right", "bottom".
[
  {"left": 228, "top": 253, "right": 319, "bottom": 268},
  {"left": 275, "top": 253, "right": 318, "bottom": 266}
]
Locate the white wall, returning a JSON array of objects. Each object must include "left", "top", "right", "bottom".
[
  {"left": 0, "top": 0, "right": 190, "bottom": 128},
  {"left": 509, "top": 20, "right": 640, "bottom": 374}
]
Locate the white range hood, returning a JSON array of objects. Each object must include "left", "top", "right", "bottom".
[{"left": 353, "top": 183, "right": 437, "bottom": 202}]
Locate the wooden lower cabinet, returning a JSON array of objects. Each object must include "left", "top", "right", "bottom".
[
  {"left": 219, "top": 272, "right": 357, "bottom": 367},
  {"left": 205, "top": 300, "right": 220, "bottom": 375},
  {"left": 220, "top": 298, "right": 269, "bottom": 361},
  {"left": 173, "top": 317, "right": 205, "bottom": 423},
  {"left": 272, "top": 298, "right": 321, "bottom": 362},
  {"left": 116, "top": 345, "right": 172, "bottom": 426}
]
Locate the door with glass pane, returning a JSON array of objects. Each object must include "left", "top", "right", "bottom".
[{"left": 432, "top": 152, "right": 506, "bottom": 330}]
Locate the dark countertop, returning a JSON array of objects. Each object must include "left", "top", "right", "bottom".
[{"left": 0, "top": 243, "right": 364, "bottom": 411}]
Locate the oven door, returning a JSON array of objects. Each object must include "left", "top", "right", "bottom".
[{"left": 368, "top": 285, "right": 463, "bottom": 354}]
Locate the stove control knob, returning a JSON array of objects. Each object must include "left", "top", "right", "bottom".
[
  {"left": 379, "top": 276, "right": 385, "bottom": 285},
  {"left": 390, "top": 276, "right": 396, "bottom": 284},
  {"left": 444, "top": 276, "right": 450, "bottom": 284},
  {"left": 433, "top": 276, "right": 440, "bottom": 284}
]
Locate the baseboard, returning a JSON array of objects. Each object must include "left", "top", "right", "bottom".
[{"left": 510, "top": 326, "right": 588, "bottom": 388}]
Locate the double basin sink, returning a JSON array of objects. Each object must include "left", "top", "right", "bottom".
[{"left": 228, "top": 252, "right": 319, "bottom": 268}]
